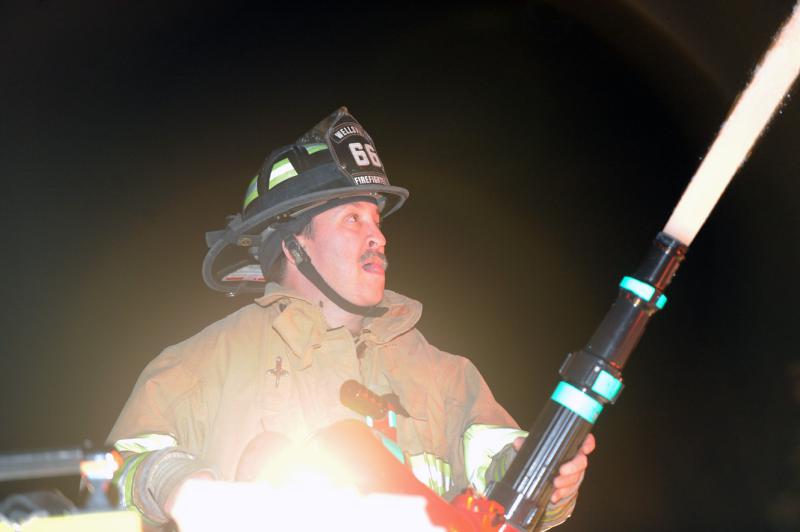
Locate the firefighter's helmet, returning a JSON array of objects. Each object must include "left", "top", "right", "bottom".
[{"left": 202, "top": 107, "right": 408, "bottom": 297}]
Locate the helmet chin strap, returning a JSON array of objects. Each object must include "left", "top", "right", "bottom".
[{"left": 283, "top": 235, "right": 388, "bottom": 318}]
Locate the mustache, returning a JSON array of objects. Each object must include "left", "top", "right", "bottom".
[{"left": 360, "top": 250, "right": 389, "bottom": 271}]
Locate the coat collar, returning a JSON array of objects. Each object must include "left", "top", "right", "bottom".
[{"left": 255, "top": 283, "right": 423, "bottom": 362}]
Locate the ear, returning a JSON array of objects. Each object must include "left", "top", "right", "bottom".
[{"left": 280, "top": 239, "right": 297, "bottom": 266}]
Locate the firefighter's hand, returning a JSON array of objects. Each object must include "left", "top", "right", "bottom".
[{"left": 513, "top": 433, "right": 595, "bottom": 504}]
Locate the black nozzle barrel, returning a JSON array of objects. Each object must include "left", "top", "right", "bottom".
[
  {"left": 487, "top": 232, "right": 687, "bottom": 531},
  {"left": 586, "top": 232, "right": 686, "bottom": 369}
]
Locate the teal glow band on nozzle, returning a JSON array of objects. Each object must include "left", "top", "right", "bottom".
[
  {"left": 550, "top": 381, "right": 603, "bottom": 423},
  {"left": 620, "top": 276, "right": 668, "bottom": 309},
  {"left": 591, "top": 370, "right": 623, "bottom": 402}
]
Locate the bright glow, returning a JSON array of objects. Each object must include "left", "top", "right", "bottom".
[
  {"left": 244, "top": 441, "right": 359, "bottom": 489},
  {"left": 170, "top": 479, "right": 445, "bottom": 532},
  {"left": 170, "top": 436, "right": 445, "bottom": 531},
  {"left": 663, "top": 3, "right": 800, "bottom": 245}
]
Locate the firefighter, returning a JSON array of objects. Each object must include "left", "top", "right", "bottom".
[{"left": 108, "top": 108, "right": 593, "bottom": 529}]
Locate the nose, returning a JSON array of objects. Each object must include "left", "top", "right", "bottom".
[{"left": 367, "top": 221, "right": 387, "bottom": 249}]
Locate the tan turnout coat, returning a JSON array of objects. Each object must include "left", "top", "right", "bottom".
[{"left": 108, "top": 283, "right": 519, "bottom": 495}]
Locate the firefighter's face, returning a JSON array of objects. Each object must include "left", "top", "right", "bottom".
[{"left": 296, "top": 201, "right": 388, "bottom": 307}]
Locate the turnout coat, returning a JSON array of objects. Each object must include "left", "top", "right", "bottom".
[{"left": 108, "top": 283, "right": 573, "bottom": 527}]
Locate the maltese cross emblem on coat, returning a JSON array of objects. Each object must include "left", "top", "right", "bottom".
[{"left": 267, "top": 356, "right": 289, "bottom": 387}]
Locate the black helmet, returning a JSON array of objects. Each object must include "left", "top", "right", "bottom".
[{"left": 202, "top": 107, "right": 409, "bottom": 298}]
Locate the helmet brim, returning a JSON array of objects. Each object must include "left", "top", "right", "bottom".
[{"left": 202, "top": 184, "right": 408, "bottom": 295}]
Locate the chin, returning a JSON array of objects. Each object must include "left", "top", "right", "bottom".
[
  {"left": 354, "top": 286, "right": 385, "bottom": 307},
  {"left": 360, "top": 292, "right": 385, "bottom": 307}
]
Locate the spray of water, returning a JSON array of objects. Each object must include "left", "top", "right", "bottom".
[{"left": 663, "top": 2, "right": 800, "bottom": 246}]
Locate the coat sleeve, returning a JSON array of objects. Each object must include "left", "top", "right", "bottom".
[
  {"left": 107, "top": 345, "right": 219, "bottom": 526},
  {"left": 439, "top": 354, "right": 523, "bottom": 493}
]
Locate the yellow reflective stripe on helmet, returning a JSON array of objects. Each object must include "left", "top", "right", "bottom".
[
  {"left": 304, "top": 143, "right": 328, "bottom": 155},
  {"left": 268, "top": 158, "right": 298, "bottom": 189},
  {"left": 243, "top": 174, "right": 260, "bottom": 210},
  {"left": 114, "top": 434, "right": 177, "bottom": 454},
  {"left": 407, "top": 453, "right": 452, "bottom": 496},
  {"left": 463, "top": 424, "right": 528, "bottom": 495}
]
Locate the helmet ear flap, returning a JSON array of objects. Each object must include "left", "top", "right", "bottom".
[
  {"left": 256, "top": 218, "right": 310, "bottom": 281},
  {"left": 255, "top": 226, "right": 280, "bottom": 281}
]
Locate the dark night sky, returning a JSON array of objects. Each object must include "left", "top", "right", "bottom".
[{"left": 1, "top": 1, "right": 798, "bottom": 531}]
